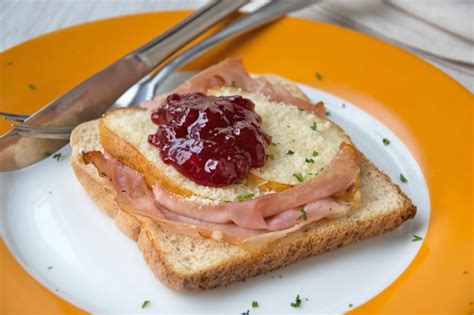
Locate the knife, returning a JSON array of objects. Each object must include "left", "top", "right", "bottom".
[{"left": 0, "top": 0, "right": 248, "bottom": 172}]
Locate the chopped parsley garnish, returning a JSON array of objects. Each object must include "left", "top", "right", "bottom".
[
  {"left": 139, "top": 191, "right": 146, "bottom": 196},
  {"left": 349, "top": 304, "right": 353, "bottom": 308},
  {"left": 310, "top": 122, "right": 317, "bottom": 131},
  {"left": 400, "top": 174, "right": 408, "bottom": 183},
  {"left": 266, "top": 154, "right": 274, "bottom": 161},
  {"left": 312, "top": 151, "right": 319, "bottom": 157},
  {"left": 305, "top": 158, "right": 314, "bottom": 163},
  {"left": 241, "top": 311, "right": 249, "bottom": 315},
  {"left": 315, "top": 72, "right": 323, "bottom": 80},
  {"left": 28, "top": 83, "right": 36, "bottom": 90},
  {"left": 52, "top": 153, "right": 62, "bottom": 161},
  {"left": 299, "top": 208, "right": 307, "bottom": 221},
  {"left": 291, "top": 294, "right": 302, "bottom": 308},
  {"left": 412, "top": 234, "right": 423, "bottom": 242},
  {"left": 383, "top": 138, "right": 390, "bottom": 146},
  {"left": 99, "top": 171, "right": 107, "bottom": 178},
  {"left": 44, "top": 152, "right": 51, "bottom": 158},
  {"left": 252, "top": 301, "right": 259, "bottom": 308},
  {"left": 47, "top": 266, "right": 53, "bottom": 270},
  {"left": 271, "top": 142, "right": 280, "bottom": 147},
  {"left": 236, "top": 192, "right": 255, "bottom": 202},
  {"left": 304, "top": 242, "right": 312, "bottom": 250},
  {"left": 286, "top": 150, "right": 295, "bottom": 155},
  {"left": 293, "top": 172, "right": 304, "bottom": 182},
  {"left": 325, "top": 110, "right": 330, "bottom": 116},
  {"left": 141, "top": 300, "right": 150, "bottom": 309}
]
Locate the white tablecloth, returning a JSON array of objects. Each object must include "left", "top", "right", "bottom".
[{"left": 1, "top": 0, "right": 472, "bottom": 91}]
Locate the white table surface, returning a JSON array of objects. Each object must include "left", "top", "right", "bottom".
[{"left": 1, "top": 0, "right": 473, "bottom": 91}]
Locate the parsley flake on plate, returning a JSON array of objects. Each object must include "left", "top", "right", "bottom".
[
  {"left": 400, "top": 174, "right": 408, "bottom": 183},
  {"left": 141, "top": 300, "right": 150, "bottom": 309},
  {"left": 315, "top": 72, "right": 323, "bottom": 80},
  {"left": 291, "top": 294, "right": 302, "bottom": 308},
  {"left": 52, "top": 153, "right": 62, "bottom": 161},
  {"left": 252, "top": 301, "right": 259, "bottom": 308},
  {"left": 383, "top": 138, "right": 390, "bottom": 146},
  {"left": 286, "top": 150, "right": 295, "bottom": 155},
  {"left": 236, "top": 193, "right": 255, "bottom": 202},
  {"left": 241, "top": 310, "right": 249, "bottom": 315},
  {"left": 412, "top": 234, "right": 423, "bottom": 242},
  {"left": 310, "top": 122, "right": 317, "bottom": 131},
  {"left": 312, "top": 151, "right": 319, "bottom": 157},
  {"left": 305, "top": 158, "right": 314, "bottom": 163}
]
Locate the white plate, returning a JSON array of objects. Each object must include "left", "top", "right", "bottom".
[{"left": 0, "top": 74, "right": 430, "bottom": 314}]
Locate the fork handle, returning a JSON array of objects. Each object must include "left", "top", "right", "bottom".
[
  {"left": 136, "top": 0, "right": 249, "bottom": 70},
  {"left": 132, "top": 0, "right": 318, "bottom": 103}
]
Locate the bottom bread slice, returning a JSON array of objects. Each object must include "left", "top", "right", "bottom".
[{"left": 70, "top": 122, "right": 416, "bottom": 291}]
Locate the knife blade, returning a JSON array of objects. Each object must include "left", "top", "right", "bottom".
[{"left": 0, "top": 0, "right": 248, "bottom": 171}]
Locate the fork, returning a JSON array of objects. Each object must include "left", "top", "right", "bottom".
[{"left": 2, "top": 0, "right": 317, "bottom": 140}]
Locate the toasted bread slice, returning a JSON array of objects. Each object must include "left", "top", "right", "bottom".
[
  {"left": 70, "top": 119, "right": 416, "bottom": 290},
  {"left": 99, "top": 88, "right": 351, "bottom": 201}
]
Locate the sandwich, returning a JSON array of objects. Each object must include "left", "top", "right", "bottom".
[{"left": 70, "top": 57, "right": 416, "bottom": 290}]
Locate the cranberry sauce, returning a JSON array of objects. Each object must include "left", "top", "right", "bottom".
[{"left": 148, "top": 93, "right": 271, "bottom": 187}]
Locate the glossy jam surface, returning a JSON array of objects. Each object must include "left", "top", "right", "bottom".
[{"left": 148, "top": 93, "right": 271, "bottom": 187}]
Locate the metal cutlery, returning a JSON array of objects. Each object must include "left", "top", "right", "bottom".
[
  {"left": 0, "top": 0, "right": 318, "bottom": 171},
  {"left": 0, "top": 0, "right": 249, "bottom": 171}
]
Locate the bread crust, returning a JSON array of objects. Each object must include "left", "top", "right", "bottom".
[{"left": 71, "top": 147, "right": 416, "bottom": 290}]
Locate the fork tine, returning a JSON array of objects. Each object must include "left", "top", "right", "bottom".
[
  {"left": 0, "top": 112, "right": 30, "bottom": 122},
  {"left": 11, "top": 124, "right": 73, "bottom": 139},
  {"left": 12, "top": 124, "right": 74, "bottom": 133}
]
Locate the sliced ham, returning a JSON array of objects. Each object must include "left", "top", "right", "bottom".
[
  {"left": 82, "top": 145, "right": 357, "bottom": 248},
  {"left": 141, "top": 57, "right": 325, "bottom": 117},
  {"left": 151, "top": 143, "right": 359, "bottom": 230}
]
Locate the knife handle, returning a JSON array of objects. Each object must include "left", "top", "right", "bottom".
[{"left": 136, "top": 0, "right": 249, "bottom": 70}]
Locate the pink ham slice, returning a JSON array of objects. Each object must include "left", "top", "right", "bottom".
[
  {"left": 82, "top": 143, "right": 357, "bottom": 247},
  {"left": 151, "top": 143, "right": 359, "bottom": 230},
  {"left": 141, "top": 57, "right": 326, "bottom": 117}
]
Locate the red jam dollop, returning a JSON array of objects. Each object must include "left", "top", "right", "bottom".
[{"left": 148, "top": 93, "right": 271, "bottom": 187}]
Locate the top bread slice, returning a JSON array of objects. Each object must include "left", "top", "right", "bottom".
[
  {"left": 99, "top": 86, "right": 351, "bottom": 202},
  {"left": 69, "top": 74, "right": 416, "bottom": 290}
]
